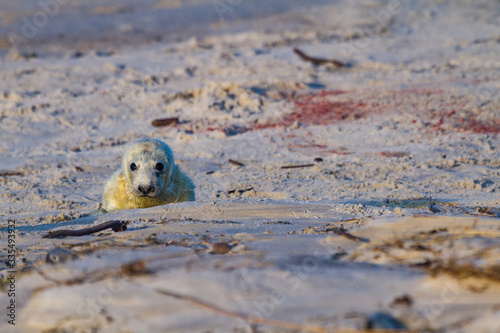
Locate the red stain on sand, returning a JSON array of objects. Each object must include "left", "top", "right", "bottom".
[
  {"left": 390, "top": 89, "right": 499, "bottom": 135},
  {"left": 462, "top": 120, "right": 500, "bottom": 134},
  {"left": 170, "top": 87, "right": 499, "bottom": 136},
  {"left": 428, "top": 108, "right": 500, "bottom": 135},
  {"left": 452, "top": 114, "right": 500, "bottom": 134},
  {"left": 251, "top": 90, "right": 370, "bottom": 130},
  {"left": 325, "top": 149, "right": 353, "bottom": 155}
]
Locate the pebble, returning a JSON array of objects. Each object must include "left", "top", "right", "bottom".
[
  {"left": 365, "top": 312, "right": 408, "bottom": 330},
  {"left": 211, "top": 242, "right": 232, "bottom": 254}
]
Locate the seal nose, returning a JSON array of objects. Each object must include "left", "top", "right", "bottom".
[{"left": 138, "top": 185, "right": 154, "bottom": 195}]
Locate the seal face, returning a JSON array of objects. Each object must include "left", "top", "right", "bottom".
[
  {"left": 123, "top": 140, "right": 172, "bottom": 199},
  {"left": 101, "top": 139, "right": 195, "bottom": 212}
]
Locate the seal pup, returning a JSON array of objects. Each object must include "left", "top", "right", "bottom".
[{"left": 101, "top": 139, "right": 195, "bottom": 212}]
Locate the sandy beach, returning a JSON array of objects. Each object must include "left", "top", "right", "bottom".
[{"left": 1, "top": 0, "right": 499, "bottom": 332}]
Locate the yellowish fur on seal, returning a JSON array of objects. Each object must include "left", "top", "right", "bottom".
[{"left": 101, "top": 139, "right": 195, "bottom": 212}]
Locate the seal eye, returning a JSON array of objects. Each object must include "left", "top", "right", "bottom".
[
  {"left": 130, "top": 163, "right": 137, "bottom": 171},
  {"left": 155, "top": 162, "right": 164, "bottom": 171}
]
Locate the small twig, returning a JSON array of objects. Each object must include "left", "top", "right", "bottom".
[
  {"left": 227, "top": 187, "right": 254, "bottom": 195},
  {"left": 42, "top": 220, "right": 129, "bottom": 239},
  {"left": 281, "top": 163, "right": 315, "bottom": 169},
  {"left": 380, "top": 151, "right": 408, "bottom": 158},
  {"left": 0, "top": 171, "right": 23, "bottom": 176},
  {"left": 342, "top": 218, "right": 362, "bottom": 223},
  {"left": 151, "top": 117, "right": 179, "bottom": 127},
  {"left": 331, "top": 227, "right": 369, "bottom": 243},
  {"left": 154, "top": 288, "right": 328, "bottom": 333},
  {"left": 293, "top": 48, "right": 346, "bottom": 67},
  {"left": 228, "top": 159, "right": 244, "bottom": 167}
]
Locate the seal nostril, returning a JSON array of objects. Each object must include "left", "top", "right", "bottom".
[{"left": 138, "top": 185, "right": 154, "bottom": 195}]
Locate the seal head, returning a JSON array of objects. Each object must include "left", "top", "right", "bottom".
[
  {"left": 123, "top": 139, "right": 174, "bottom": 199},
  {"left": 100, "top": 138, "right": 195, "bottom": 212}
]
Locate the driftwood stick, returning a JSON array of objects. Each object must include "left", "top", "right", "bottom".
[
  {"left": 151, "top": 117, "right": 179, "bottom": 127},
  {"left": 43, "top": 220, "right": 128, "bottom": 239},
  {"left": 293, "top": 48, "right": 346, "bottom": 67}
]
